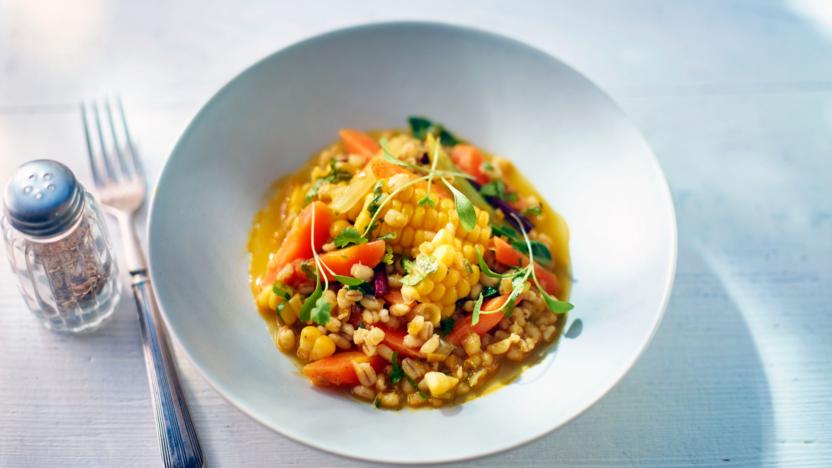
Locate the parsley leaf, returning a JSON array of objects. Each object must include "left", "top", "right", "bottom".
[
  {"left": 401, "top": 253, "right": 439, "bottom": 286},
  {"left": 480, "top": 180, "right": 517, "bottom": 202},
  {"left": 309, "top": 295, "right": 332, "bottom": 325},
  {"left": 333, "top": 227, "right": 367, "bottom": 248},
  {"left": 476, "top": 248, "right": 515, "bottom": 279},
  {"left": 390, "top": 351, "right": 404, "bottom": 384},
  {"left": 405, "top": 374, "right": 428, "bottom": 399}
]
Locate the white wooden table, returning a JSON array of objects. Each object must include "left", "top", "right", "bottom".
[{"left": 1, "top": 1, "right": 830, "bottom": 466}]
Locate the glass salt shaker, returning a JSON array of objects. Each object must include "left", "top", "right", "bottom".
[{"left": 2, "top": 159, "right": 120, "bottom": 333}]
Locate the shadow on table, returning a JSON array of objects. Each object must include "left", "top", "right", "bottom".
[{"left": 465, "top": 238, "right": 775, "bottom": 467}]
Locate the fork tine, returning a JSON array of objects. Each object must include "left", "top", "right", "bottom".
[
  {"left": 115, "top": 96, "right": 145, "bottom": 182},
  {"left": 91, "top": 100, "right": 119, "bottom": 182},
  {"left": 104, "top": 97, "right": 132, "bottom": 179},
  {"left": 80, "top": 103, "right": 105, "bottom": 187}
]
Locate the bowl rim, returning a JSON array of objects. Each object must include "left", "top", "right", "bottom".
[{"left": 147, "top": 19, "right": 678, "bottom": 464}]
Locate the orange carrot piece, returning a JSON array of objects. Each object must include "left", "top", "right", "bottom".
[
  {"left": 263, "top": 202, "right": 333, "bottom": 284},
  {"left": 451, "top": 144, "right": 489, "bottom": 185},
  {"left": 376, "top": 325, "right": 423, "bottom": 359},
  {"left": 339, "top": 129, "right": 380, "bottom": 159},
  {"left": 318, "top": 240, "right": 386, "bottom": 280},
  {"left": 492, "top": 237, "right": 560, "bottom": 295},
  {"left": 447, "top": 294, "right": 513, "bottom": 345},
  {"left": 368, "top": 156, "right": 411, "bottom": 179},
  {"left": 302, "top": 351, "right": 386, "bottom": 387}
]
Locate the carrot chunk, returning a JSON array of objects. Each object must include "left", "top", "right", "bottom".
[
  {"left": 302, "top": 351, "right": 385, "bottom": 387},
  {"left": 492, "top": 237, "right": 560, "bottom": 295},
  {"left": 339, "top": 129, "right": 380, "bottom": 159}
]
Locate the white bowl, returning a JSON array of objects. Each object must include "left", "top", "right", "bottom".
[{"left": 148, "top": 22, "right": 677, "bottom": 464}]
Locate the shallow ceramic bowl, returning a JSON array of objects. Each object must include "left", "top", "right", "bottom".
[{"left": 148, "top": 22, "right": 677, "bottom": 464}]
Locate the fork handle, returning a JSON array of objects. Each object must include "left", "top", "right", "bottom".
[{"left": 132, "top": 271, "right": 205, "bottom": 468}]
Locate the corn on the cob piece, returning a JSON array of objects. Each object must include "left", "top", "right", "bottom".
[
  {"left": 401, "top": 224, "right": 481, "bottom": 317},
  {"left": 354, "top": 181, "right": 491, "bottom": 264}
]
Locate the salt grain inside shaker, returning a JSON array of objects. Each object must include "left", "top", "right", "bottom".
[{"left": 2, "top": 159, "right": 120, "bottom": 333}]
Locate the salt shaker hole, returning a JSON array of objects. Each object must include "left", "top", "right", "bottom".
[
  {"left": 47, "top": 184, "right": 55, "bottom": 192},
  {"left": 23, "top": 186, "right": 32, "bottom": 194},
  {"left": 43, "top": 173, "right": 53, "bottom": 181},
  {"left": 34, "top": 192, "right": 43, "bottom": 200},
  {"left": 28, "top": 173, "right": 37, "bottom": 181}
]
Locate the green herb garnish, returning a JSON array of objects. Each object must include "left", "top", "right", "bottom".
[
  {"left": 480, "top": 180, "right": 517, "bottom": 202},
  {"left": 404, "top": 374, "right": 428, "bottom": 399},
  {"left": 401, "top": 253, "right": 439, "bottom": 286},
  {"left": 442, "top": 178, "right": 476, "bottom": 231},
  {"left": 482, "top": 285, "right": 499, "bottom": 298},
  {"left": 390, "top": 351, "right": 404, "bottom": 384},
  {"left": 333, "top": 275, "right": 365, "bottom": 287},
  {"left": 333, "top": 227, "right": 368, "bottom": 248},
  {"left": 272, "top": 284, "right": 291, "bottom": 299},
  {"left": 304, "top": 159, "right": 352, "bottom": 203},
  {"left": 470, "top": 215, "right": 573, "bottom": 325},
  {"left": 523, "top": 205, "right": 543, "bottom": 217},
  {"left": 382, "top": 246, "right": 395, "bottom": 265},
  {"left": 491, "top": 223, "right": 553, "bottom": 265},
  {"left": 407, "top": 116, "right": 462, "bottom": 146},
  {"left": 438, "top": 317, "right": 456, "bottom": 336}
]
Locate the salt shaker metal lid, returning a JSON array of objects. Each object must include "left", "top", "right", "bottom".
[{"left": 3, "top": 159, "right": 85, "bottom": 237}]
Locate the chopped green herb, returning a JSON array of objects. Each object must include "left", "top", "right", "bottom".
[
  {"left": 404, "top": 374, "right": 428, "bottom": 399},
  {"left": 492, "top": 224, "right": 521, "bottom": 241},
  {"left": 298, "top": 279, "right": 323, "bottom": 323},
  {"left": 511, "top": 239, "right": 553, "bottom": 265},
  {"left": 368, "top": 182, "right": 384, "bottom": 216},
  {"left": 482, "top": 161, "right": 495, "bottom": 172},
  {"left": 309, "top": 295, "right": 332, "bottom": 325},
  {"left": 333, "top": 227, "right": 368, "bottom": 248},
  {"left": 471, "top": 293, "right": 485, "bottom": 326},
  {"left": 356, "top": 321, "right": 366, "bottom": 329},
  {"left": 272, "top": 284, "right": 291, "bottom": 299},
  {"left": 390, "top": 351, "right": 404, "bottom": 384},
  {"left": 438, "top": 317, "right": 456, "bottom": 336},
  {"left": 304, "top": 160, "right": 352, "bottom": 203},
  {"left": 377, "top": 231, "right": 396, "bottom": 241},
  {"left": 401, "top": 253, "right": 439, "bottom": 286},
  {"left": 401, "top": 257, "right": 415, "bottom": 274},
  {"left": 463, "top": 259, "right": 473, "bottom": 274},
  {"left": 476, "top": 248, "right": 515, "bottom": 279},
  {"left": 523, "top": 205, "right": 543, "bottom": 217},
  {"left": 408, "top": 116, "right": 433, "bottom": 140},
  {"left": 480, "top": 180, "right": 517, "bottom": 202},
  {"left": 482, "top": 285, "right": 499, "bottom": 298},
  {"left": 374, "top": 397, "right": 381, "bottom": 408},
  {"left": 300, "top": 262, "right": 317, "bottom": 281},
  {"left": 347, "top": 282, "right": 374, "bottom": 295},
  {"left": 334, "top": 275, "right": 365, "bottom": 286},
  {"left": 382, "top": 246, "right": 395, "bottom": 265},
  {"left": 407, "top": 116, "right": 462, "bottom": 146},
  {"left": 442, "top": 178, "right": 476, "bottom": 231}
]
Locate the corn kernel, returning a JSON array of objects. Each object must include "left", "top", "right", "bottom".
[
  {"left": 423, "top": 371, "right": 459, "bottom": 397},
  {"left": 309, "top": 335, "right": 336, "bottom": 361}
]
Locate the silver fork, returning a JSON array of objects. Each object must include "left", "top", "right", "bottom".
[{"left": 81, "top": 98, "right": 204, "bottom": 468}]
